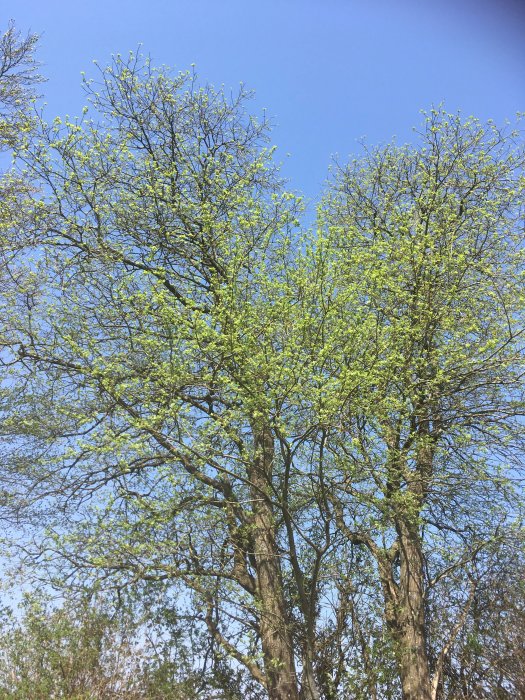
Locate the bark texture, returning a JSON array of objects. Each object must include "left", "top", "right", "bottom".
[
  {"left": 395, "top": 526, "right": 432, "bottom": 700},
  {"left": 250, "top": 427, "right": 300, "bottom": 700}
]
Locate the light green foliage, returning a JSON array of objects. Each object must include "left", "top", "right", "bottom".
[
  {"left": 319, "top": 110, "right": 525, "bottom": 512},
  {"left": 3, "top": 52, "right": 308, "bottom": 698},
  {"left": 0, "top": 591, "right": 215, "bottom": 700},
  {"left": 313, "top": 109, "right": 525, "bottom": 697},
  {"left": 1, "top": 41, "right": 524, "bottom": 699},
  {"left": 0, "top": 21, "right": 41, "bottom": 149}
]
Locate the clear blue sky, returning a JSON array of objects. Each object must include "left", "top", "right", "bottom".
[{"left": 9, "top": 0, "right": 525, "bottom": 200}]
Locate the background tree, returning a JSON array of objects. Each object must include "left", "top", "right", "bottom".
[
  {"left": 437, "top": 533, "right": 525, "bottom": 698},
  {"left": 0, "top": 593, "right": 141, "bottom": 700},
  {"left": 0, "top": 20, "right": 41, "bottom": 149},
  {"left": 0, "top": 21, "right": 42, "bottom": 529},
  {"left": 0, "top": 588, "right": 227, "bottom": 700}
]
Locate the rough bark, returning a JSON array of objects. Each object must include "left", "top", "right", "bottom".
[
  {"left": 300, "top": 650, "right": 322, "bottom": 700},
  {"left": 395, "top": 524, "right": 432, "bottom": 700},
  {"left": 387, "top": 411, "right": 435, "bottom": 700},
  {"left": 250, "top": 426, "right": 300, "bottom": 700}
]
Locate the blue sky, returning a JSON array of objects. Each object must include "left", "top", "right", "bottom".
[{"left": 8, "top": 0, "right": 525, "bottom": 200}]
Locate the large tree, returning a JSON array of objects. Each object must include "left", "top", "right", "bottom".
[
  {"left": 2, "top": 46, "right": 524, "bottom": 700},
  {"left": 2, "top": 54, "right": 324, "bottom": 700},
  {"left": 317, "top": 110, "right": 525, "bottom": 699}
]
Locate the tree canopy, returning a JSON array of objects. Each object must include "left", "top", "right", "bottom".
[{"left": 1, "top": 34, "right": 524, "bottom": 700}]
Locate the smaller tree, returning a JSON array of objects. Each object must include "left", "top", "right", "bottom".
[
  {"left": 0, "top": 589, "right": 227, "bottom": 700},
  {"left": 438, "top": 534, "right": 525, "bottom": 698},
  {"left": 0, "top": 21, "right": 41, "bottom": 150},
  {"left": 0, "top": 22, "right": 43, "bottom": 531},
  {"left": 0, "top": 593, "right": 139, "bottom": 700}
]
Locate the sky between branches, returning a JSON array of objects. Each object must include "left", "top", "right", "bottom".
[{"left": 8, "top": 0, "right": 525, "bottom": 202}]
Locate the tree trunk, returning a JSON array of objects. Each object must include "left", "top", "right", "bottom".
[
  {"left": 395, "top": 523, "right": 432, "bottom": 700},
  {"left": 250, "top": 427, "right": 300, "bottom": 700},
  {"left": 301, "top": 650, "right": 322, "bottom": 700}
]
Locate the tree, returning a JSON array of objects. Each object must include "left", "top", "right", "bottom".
[
  {"left": 0, "top": 589, "right": 218, "bottom": 699},
  {"left": 0, "top": 22, "right": 42, "bottom": 529},
  {"left": 437, "top": 533, "right": 525, "bottom": 698},
  {"left": 0, "top": 20, "right": 41, "bottom": 150},
  {"left": 2, "top": 53, "right": 313, "bottom": 700},
  {"left": 1, "top": 45, "right": 524, "bottom": 700},
  {"left": 316, "top": 110, "right": 525, "bottom": 699},
  {"left": 0, "top": 593, "right": 138, "bottom": 699}
]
